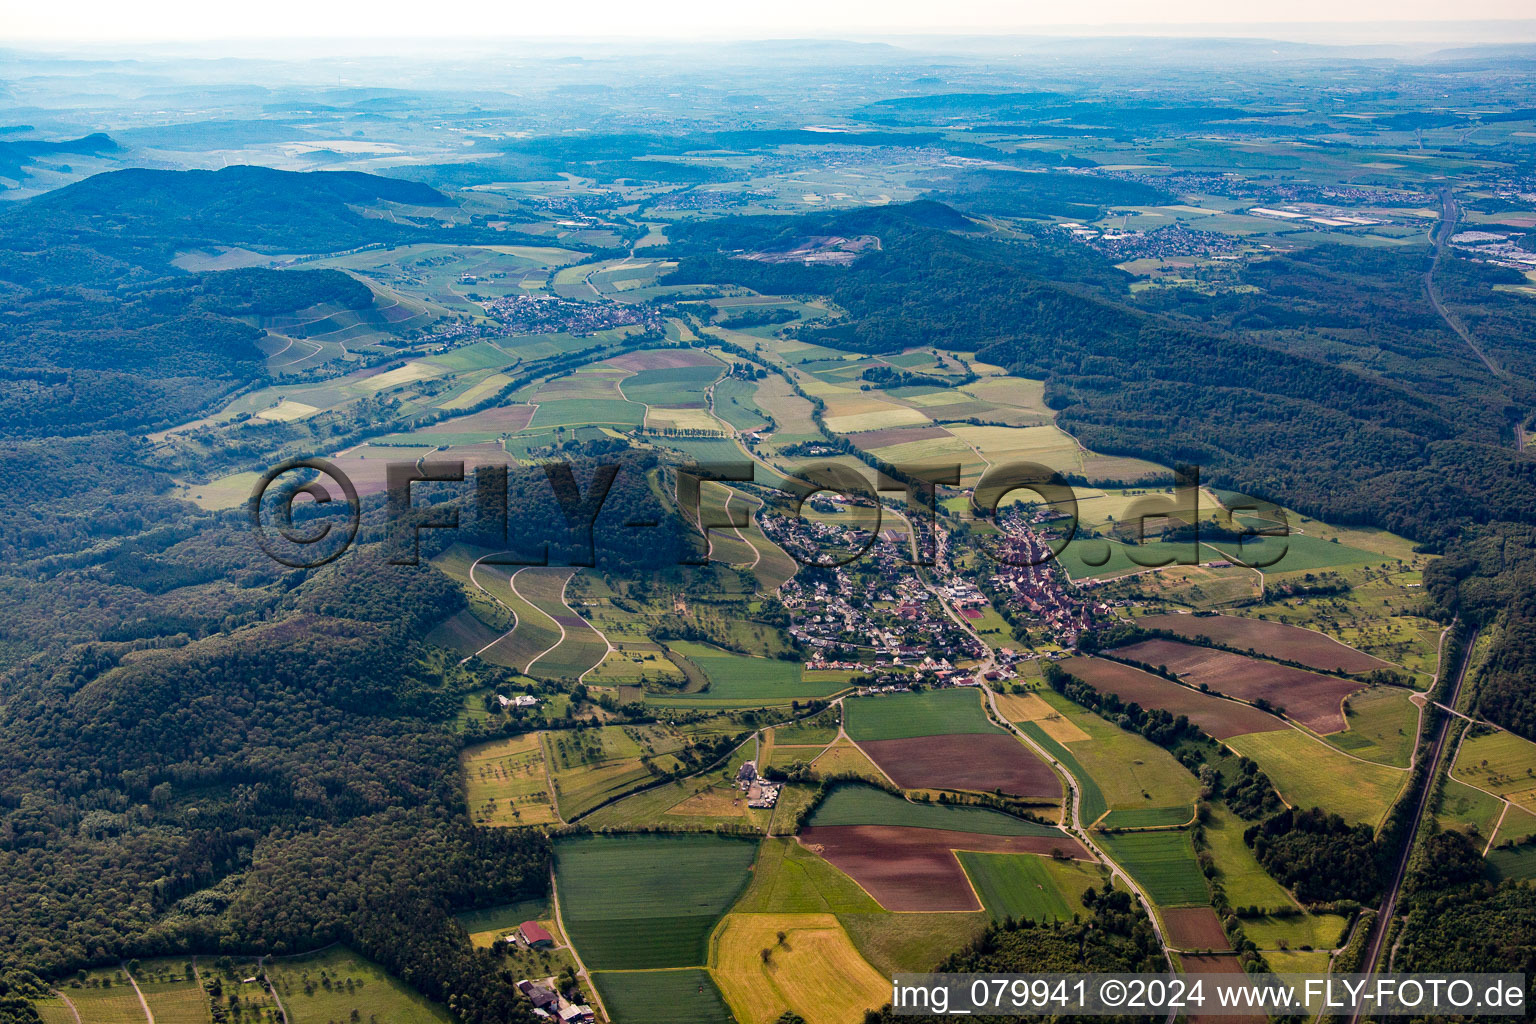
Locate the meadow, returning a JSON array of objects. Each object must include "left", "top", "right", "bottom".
[
  {"left": 554, "top": 834, "right": 759, "bottom": 970},
  {"left": 1224, "top": 730, "right": 1406, "bottom": 827},
  {"left": 460, "top": 732, "right": 559, "bottom": 827},
  {"left": 843, "top": 688, "right": 994, "bottom": 740},
  {"left": 1454, "top": 728, "right": 1536, "bottom": 812},
  {"left": 265, "top": 948, "right": 454, "bottom": 1024},
  {"left": 1098, "top": 830, "right": 1211, "bottom": 907},
  {"left": 657, "top": 640, "right": 848, "bottom": 704}
]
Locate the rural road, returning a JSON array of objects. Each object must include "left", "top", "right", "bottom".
[{"left": 1347, "top": 626, "right": 1478, "bottom": 1023}]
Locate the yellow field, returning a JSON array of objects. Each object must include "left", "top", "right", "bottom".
[
  {"left": 357, "top": 361, "right": 443, "bottom": 393},
  {"left": 711, "top": 913, "right": 888, "bottom": 1024},
  {"left": 647, "top": 406, "right": 727, "bottom": 431},
  {"left": 823, "top": 406, "right": 931, "bottom": 433},
  {"left": 255, "top": 398, "right": 320, "bottom": 422},
  {"left": 994, "top": 692, "right": 1092, "bottom": 742},
  {"left": 812, "top": 739, "right": 888, "bottom": 783},
  {"left": 1455, "top": 729, "right": 1536, "bottom": 812},
  {"left": 948, "top": 424, "right": 1083, "bottom": 472},
  {"left": 442, "top": 372, "right": 515, "bottom": 409},
  {"left": 1225, "top": 729, "right": 1406, "bottom": 827},
  {"left": 461, "top": 733, "right": 560, "bottom": 826}
]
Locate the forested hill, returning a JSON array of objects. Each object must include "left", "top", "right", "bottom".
[
  {"left": 664, "top": 202, "right": 1536, "bottom": 546},
  {"left": 0, "top": 165, "right": 453, "bottom": 263}
]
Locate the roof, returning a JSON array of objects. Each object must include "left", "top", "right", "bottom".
[{"left": 519, "top": 920, "right": 554, "bottom": 944}]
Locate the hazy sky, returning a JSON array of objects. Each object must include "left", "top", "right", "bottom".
[{"left": 3, "top": 0, "right": 1533, "bottom": 42}]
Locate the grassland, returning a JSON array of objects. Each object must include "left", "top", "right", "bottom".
[
  {"left": 1328, "top": 686, "right": 1419, "bottom": 766},
  {"left": 544, "top": 723, "right": 687, "bottom": 820},
  {"left": 132, "top": 960, "right": 210, "bottom": 1024},
  {"left": 807, "top": 784, "right": 1058, "bottom": 836},
  {"left": 461, "top": 732, "right": 559, "bottom": 826},
  {"left": 1199, "top": 805, "right": 1294, "bottom": 912},
  {"left": 1098, "top": 830, "right": 1211, "bottom": 907},
  {"left": 1016, "top": 722, "right": 1107, "bottom": 826},
  {"left": 1224, "top": 729, "right": 1406, "bottom": 827},
  {"left": 771, "top": 708, "right": 840, "bottom": 746},
  {"left": 710, "top": 913, "right": 889, "bottom": 1024},
  {"left": 956, "top": 852, "right": 1104, "bottom": 924},
  {"left": 49, "top": 970, "right": 150, "bottom": 1023},
  {"left": 732, "top": 837, "right": 882, "bottom": 914},
  {"left": 554, "top": 834, "right": 758, "bottom": 970},
  {"left": 591, "top": 970, "right": 734, "bottom": 1024},
  {"left": 514, "top": 568, "right": 610, "bottom": 680},
  {"left": 1035, "top": 691, "right": 1198, "bottom": 828},
  {"left": 843, "top": 688, "right": 993, "bottom": 740},
  {"left": 655, "top": 641, "right": 847, "bottom": 705},
  {"left": 810, "top": 738, "right": 889, "bottom": 783},
  {"left": 1436, "top": 776, "right": 1506, "bottom": 837},
  {"left": 265, "top": 948, "right": 453, "bottom": 1024},
  {"left": 1454, "top": 729, "right": 1536, "bottom": 812},
  {"left": 836, "top": 912, "right": 989, "bottom": 975}
]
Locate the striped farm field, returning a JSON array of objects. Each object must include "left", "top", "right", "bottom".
[
  {"left": 554, "top": 834, "right": 758, "bottom": 970},
  {"left": 528, "top": 397, "right": 645, "bottom": 428},
  {"left": 1135, "top": 613, "right": 1394, "bottom": 674},
  {"left": 1060, "top": 657, "right": 1286, "bottom": 739},
  {"left": 807, "top": 784, "right": 1059, "bottom": 836},
  {"left": 132, "top": 961, "right": 212, "bottom": 1024},
  {"left": 470, "top": 563, "right": 562, "bottom": 671},
  {"left": 660, "top": 641, "right": 846, "bottom": 703},
  {"left": 956, "top": 851, "right": 1105, "bottom": 924},
  {"left": 621, "top": 363, "right": 724, "bottom": 406},
  {"left": 733, "top": 837, "right": 881, "bottom": 914},
  {"left": 515, "top": 568, "right": 609, "bottom": 680},
  {"left": 843, "top": 688, "right": 993, "bottom": 740},
  {"left": 591, "top": 970, "right": 733, "bottom": 1024},
  {"left": 1113, "top": 639, "right": 1362, "bottom": 735},
  {"left": 49, "top": 971, "right": 152, "bottom": 1022},
  {"left": 710, "top": 913, "right": 888, "bottom": 1024},
  {"left": 1097, "top": 830, "right": 1210, "bottom": 907}
]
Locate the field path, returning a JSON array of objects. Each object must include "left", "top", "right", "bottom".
[
  {"left": 515, "top": 568, "right": 570, "bottom": 674},
  {"left": 49, "top": 991, "right": 81, "bottom": 1024},
  {"left": 549, "top": 866, "right": 612, "bottom": 1024},
  {"left": 461, "top": 553, "right": 522, "bottom": 666},
  {"left": 122, "top": 963, "right": 154, "bottom": 1024},
  {"left": 257, "top": 956, "right": 290, "bottom": 1024}
]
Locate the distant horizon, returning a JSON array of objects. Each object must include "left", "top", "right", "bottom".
[
  {"left": 7, "top": 23, "right": 1536, "bottom": 61},
  {"left": 6, "top": 0, "right": 1536, "bottom": 48}
]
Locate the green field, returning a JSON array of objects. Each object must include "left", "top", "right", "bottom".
[
  {"left": 1488, "top": 843, "right": 1536, "bottom": 882},
  {"left": 266, "top": 948, "right": 453, "bottom": 1024},
  {"left": 1455, "top": 729, "right": 1536, "bottom": 812},
  {"left": 956, "top": 851, "right": 1104, "bottom": 924},
  {"left": 657, "top": 641, "right": 847, "bottom": 704},
  {"left": 1017, "top": 721, "right": 1108, "bottom": 827},
  {"left": 772, "top": 708, "right": 841, "bottom": 746},
  {"left": 807, "top": 784, "right": 1058, "bottom": 836},
  {"left": 133, "top": 960, "right": 211, "bottom": 1024},
  {"left": 554, "top": 834, "right": 758, "bottom": 970},
  {"left": 529, "top": 397, "right": 646, "bottom": 428},
  {"left": 592, "top": 970, "right": 733, "bottom": 1024},
  {"left": 732, "top": 837, "right": 883, "bottom": 914},
  {"left": 1098, "top": 830, "right": 1211, "bottom": 907},
  {"left": 621, "top": 364, "right": 724, "bottom": 405},
  {"left": 844, "top": 688, "right": 995, "bottom": 740},
  {"left": 1436, "top": 776, "right": 1505, "bottom": 836},
  {"left": 516, "top": 568, "right": 610, "bottom": 680},
  {"left": 1328, "top": 686, "right": 1419, "bottom": 767},
  {"left": 712, "top": 376, "right": 768, "bottom": 430},
  {"left": 1225, "top": 729, "right": 1406, "bottom": 826},
  {"left": 1200, "top": 805, "right": 1294, "bottom": 912},
  {"left": 1207, "top": 532, "right": 1383, "bottom": 575},
  {"left": 1035, "top": 692, "right": 1198, "bottom": 828}
]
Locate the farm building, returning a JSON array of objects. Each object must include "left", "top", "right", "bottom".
[{"left": 519, "top": 921, "right": 554, "bottom": 948}]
